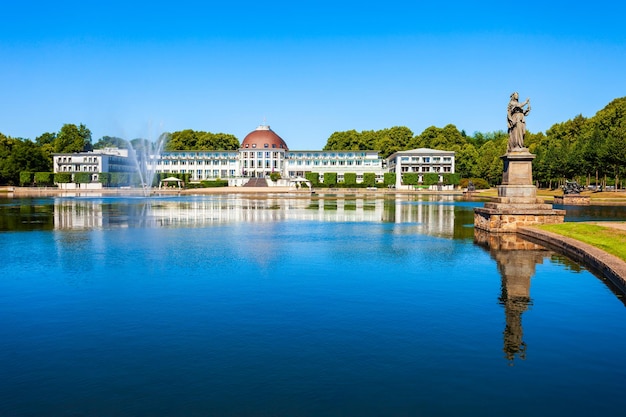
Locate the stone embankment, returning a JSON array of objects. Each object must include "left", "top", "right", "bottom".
[{"left": 518, "top": 226, "right": 626, "bottom": 293}]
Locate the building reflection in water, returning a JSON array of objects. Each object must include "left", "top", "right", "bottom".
[
  {"left": 51, "top": 195, "right": 466, "bottom": 238},
  {"left": 474, "top": 229, "right": 553, "bottom": 364}
]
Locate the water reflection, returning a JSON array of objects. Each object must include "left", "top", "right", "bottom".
[
  {"left": 475, "top": 230, "right": 553, "bottom": 364},
  {"left": 0, "top": 195, "right": 480, "bottom": 240}
]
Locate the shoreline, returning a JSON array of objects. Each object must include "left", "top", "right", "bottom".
[
  {"left": 518, "top": 225, "right": 626, "bottom": 293},
  {"left": 3, "top": 186, "right": 467, "bottom": 198}
]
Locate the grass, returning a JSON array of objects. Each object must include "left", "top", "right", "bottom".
[
  {"left": 476, "top": 188, "right": 626, "bottom": 201},
  {"left": 536, "top": 223, "right": 626, "bottom": 262}
]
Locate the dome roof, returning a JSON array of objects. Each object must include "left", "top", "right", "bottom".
[{"left": 241, "top": 125, "right": 289, "bottom": 150}]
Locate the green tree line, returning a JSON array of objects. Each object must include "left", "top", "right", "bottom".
[
  {"left": 323, "top": 97, "right": 626, "bottom": 188},
  {"left": 1, "top": 97, "right": 625, "bottom": 187}
]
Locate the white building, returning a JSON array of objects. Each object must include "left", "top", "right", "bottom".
[
  {"left": 387, "top": 148, "right": 456, "bottom": 189},
  {"left": 53, "top": 148, "right": 136, "bottom": 188},
  {"left": 54, "top": 126, "right": 455, "bottom": 187}
]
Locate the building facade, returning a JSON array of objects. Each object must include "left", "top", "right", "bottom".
[
  {"left": 53, "top": 148, "right": 136, "bottom": 182},
  {"left": 53, "top": 125, "right": 455, "bottom": 187}
]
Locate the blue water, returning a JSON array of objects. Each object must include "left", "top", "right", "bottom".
[{"left": 1, "top": 195, "right": 626, "bottom": 416}]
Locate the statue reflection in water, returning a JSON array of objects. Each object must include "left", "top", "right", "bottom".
[{"left": 475, "top": 230, "right": 552, "bottom": 364}]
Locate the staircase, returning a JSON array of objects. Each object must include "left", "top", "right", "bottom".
[{"left": 243, "top": 178, "right": 268, "bottom": 187}]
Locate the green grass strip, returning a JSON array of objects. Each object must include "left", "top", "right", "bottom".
[{"left": 536, "top": 223, "right": 626, "bottom": 262}]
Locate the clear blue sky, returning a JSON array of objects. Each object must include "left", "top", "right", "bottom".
[{"left": 2, "top": 1, "right": 625, "bottom": 150}]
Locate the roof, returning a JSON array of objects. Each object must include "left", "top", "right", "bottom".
[{"left": 241, "top": 125, "right": 289, "bottom": 151}]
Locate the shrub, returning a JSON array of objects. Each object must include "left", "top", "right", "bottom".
[
  {"left": 442, "top": 173, "right": 460, "bottom": 186},
  {"left": 34, "top": 172, "right": 54, "bottom": 186},
  {"left": 402, "top": 173, "right": 419, "bottom": 185},
  {"left": 269, "top": 172, "right": 281, "bottom": 182},
  {"left": 305, "top": 172, "right": 319, "bottom": 186},
  {"left": 384, "top": 172, "right": 396, "bottom": 186},
  {"left": 323, "top": 172, "right": 337, "bottom": 187},
  {"left": 202, "top": 180, "right": 228, "bottom": 188},
  {"left": 20, "top": 172, "right": 34, "bottom": 186},
  {"left": 110, "top": 173, "right": 130, "bottom": 186},
  {"left": 422, "top": 173, "right": 440, "bottom": 186},
  {"left": 98, "top": 173, "right": 111, "bottom": 185},
  {"left": 54, "top": 173, "right": 72, "bottom": 183},
  {"left": 74, "top": 172, "right": 92, "bottom": 184},
  {"left": 344, "top": 172, "right": 357, "bottom": 186},
  {"left": 363, "top": 172, "right": 376, "bottom": 187},
  {"left": 460, "top": 178, "right": 490, "bottom": 189}
]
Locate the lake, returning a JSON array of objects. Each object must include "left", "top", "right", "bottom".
[{"left": 1, "top": 194, "right": 625, "bottom": 416}]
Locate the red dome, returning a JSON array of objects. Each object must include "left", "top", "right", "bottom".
[{"left": 241, "top": 125, "right": 289, "bottom": 150}]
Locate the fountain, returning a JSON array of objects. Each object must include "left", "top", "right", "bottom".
[{"left": 127, "top": 132, "right": 169, "bottom": 196}]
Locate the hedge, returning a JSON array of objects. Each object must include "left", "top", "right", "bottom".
[
  {"left": 20, "top": 172, "right": 33, "bottom": 186},
  {"left": 402, "top": 173, "right": 419, "bottom": 185},
  {"left": 54, "top": 173, "right": 72, "bottom": 183},
  {"left": 34, "top": 172, "right": 54, "bottom": 186},
  {"left": 74, "top": 172, "right": 92, "bottom": 184},
  {"left": 323, "top": 172, "right": 337, "bottom": 186},
  {"left": 343, "top": 173, "right": 357, "bottom": 185},
  {"left": 305, "top": 172, "right": 319, "bottom": 186},
  {"left": 363, "top": 172, "right": 376, "bottom": 187},
  {"left": 384, "top": 172, "right": 396, "bottom": 186},
  {"left": 423, "top": 173, "right": 440, "bottom": 186}
]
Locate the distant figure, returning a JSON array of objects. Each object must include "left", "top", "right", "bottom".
[{"left": 507, "top": 92, "right": 531, "bottom": 152}]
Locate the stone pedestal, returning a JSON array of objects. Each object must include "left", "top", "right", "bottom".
[
  {"left": 553, "top": 195, "right": 591, "bottom": 205},
  {"left": 474, "top": 150, "right": 565, "bottom": 233}
]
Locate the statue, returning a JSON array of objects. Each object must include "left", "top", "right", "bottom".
[
  {"left": 562, "top": 180, "right": 584, "bottom": 195},
  {"left": 507, "top": 92, "right": 531, "bottom": 152}
]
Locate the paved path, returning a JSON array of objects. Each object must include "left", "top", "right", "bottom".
[{"left": 518, "top": 223, "right": 626, "bottom": 293}]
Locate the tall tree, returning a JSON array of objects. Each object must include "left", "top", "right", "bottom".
[{"left": 54, "top": 123, "right": 92, "bottom": 153}]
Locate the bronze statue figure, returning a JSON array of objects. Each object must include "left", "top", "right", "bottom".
[{"left": 507, "top": 92, "right": 531, "bottom": 152}]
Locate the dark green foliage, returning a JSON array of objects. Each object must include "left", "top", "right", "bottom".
[
  {"left": 423, "top": 173, "right": 440, "bottom": 186},
  {"left": 363, "top": 172, "right": 376, "bottom": 187},
  {"left": 185, "top": 180, "right": 229, "bottom": 188},
  {"left": 98, "top": 173, "right": 111, "bottom": 185},
  {"left": 324, "top": 126, "right": 413, "bottom": 158},
  {"left": 166, "top": 130, "right": 240, "bottom": 151},
  {"left": 402, "top": 173, "right": 419, "bottom": 185},
  {"left": 0, "top": 134, "right": 52, "bottom": 185},
  {"left": 270, "top": 172, "right": 281, "bottom": 182},
  {"left": 34, "top": 172, "right": 54, "bottom": 186},
  {"left": 54, "top": 124, "right": 92, "bottom": 153},
  {"left": 93, "top": 136, "right": 129, "bottom": 150},
  {"left": 442, "top": 173, "right": 460, "bottom": 186},
  {"left": 54, "top": 173, "right": 72, "bottom": 183},
  {"left": 74, "top": 172, "right": 92, "bottom": 184},
  {"left": 344, "top": 172, "right": 357, "bottom": 185},
  {"left": 305, "top": 172, "right": 319, "bottom": 186},
  {"left": 20, "top": 172, "right": 34, "bottom": 186},
  {"left": 202, "top": 180, "right": 228, "bottom": 188},
  {"left": 323, "top": 172, "right": 337, "bottom": 186},
  {"left": 110, "top": 173, "right": 130, "bottom": 186},
  {"left": 384, "top": 172, "right": 396, "bottom": 186},
  {"left": 459, "top": 178, "right": 490, "bottom": 189}
]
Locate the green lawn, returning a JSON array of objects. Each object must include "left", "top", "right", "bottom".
[{"left": 536, "top": 223, "right": 626, "bottom": 262}]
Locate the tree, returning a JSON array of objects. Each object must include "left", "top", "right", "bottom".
[
  {"left": 54, "top": 123, "right": 92, "bottom": 153},
  {"left": 455, "top": 143, "right": 479, "bottom": 179},
  {"left": 166, "top": 130, "right": 240, "bottom": 151},
  {"left": 93, "top": 136, "right": 129, "bottom": 149},
  {"left": 474, "top": 138, "right": 506, "bottom": 186},
  {"left": 0, "top": 134, "right": 51, "bottom": 185},
  {"left": 35, "top": 132, "right": 56, "bottom": 156}
]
